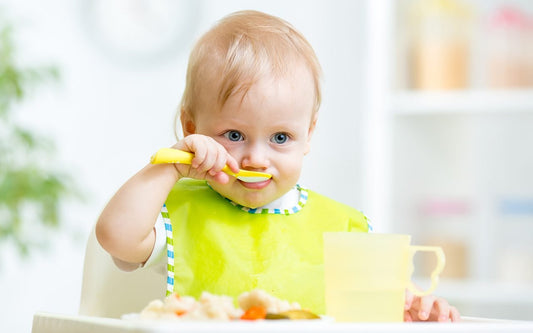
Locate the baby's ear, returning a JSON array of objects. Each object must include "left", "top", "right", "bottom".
[
  {"left": 304, "top": 112, "right": 319, "bottom": 155},
  {"left": 180, "top": 109, "right": 196, "bottom": 136}
]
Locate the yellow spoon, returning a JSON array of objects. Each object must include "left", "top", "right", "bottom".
[{"left": 150, "top": 148, "right": 272, "bottom": 183}]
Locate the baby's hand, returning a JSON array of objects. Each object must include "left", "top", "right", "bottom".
[
  {"left": 172, "top": 134, "right": 239, "bottom": 183},
  {"left": 404, "top": 289, "right": 461, "bottom": 322}
]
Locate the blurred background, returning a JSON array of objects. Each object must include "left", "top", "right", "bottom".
[{"left": 0, "top": 0, "right": 532, "bottom": 331}]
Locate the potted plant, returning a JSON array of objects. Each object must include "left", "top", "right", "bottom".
[{"left": 0, "top": 18, "right": 78, "bottom": 257}]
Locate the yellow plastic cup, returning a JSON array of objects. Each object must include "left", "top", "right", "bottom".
[{"left": 323, "top": 232, "right": 445, "bottom": 322}]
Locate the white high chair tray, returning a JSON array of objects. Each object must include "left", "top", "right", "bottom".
[{"left": 32, "top": 312, "right": 533, "bottom": 333}]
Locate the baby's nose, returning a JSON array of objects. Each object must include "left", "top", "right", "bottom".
[{"left": 241, "top": 145, "right": 270, "bottom": 170}]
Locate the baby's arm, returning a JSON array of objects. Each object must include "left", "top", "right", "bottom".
[
  {"left": 96, "top": 163, "right": 179, "bottom": 265},
  {"left": 95, "top": 134, "right": 239, "bottom": 266}
]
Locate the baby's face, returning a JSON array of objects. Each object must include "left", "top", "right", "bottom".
[{"left": 193, "top": 63, "right": 317, "bottom": 208}]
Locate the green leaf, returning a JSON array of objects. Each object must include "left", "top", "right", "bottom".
[{"left": 0, "top": 14, "right": 80, "bottom": 260}]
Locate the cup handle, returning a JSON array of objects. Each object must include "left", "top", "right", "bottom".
[{"left": 407, "top": 246, "right": 445, "bottom": 296}]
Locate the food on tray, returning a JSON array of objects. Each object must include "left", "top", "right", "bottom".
[
  {"left": 265, "top": 309, "right": 321, "bottom": 320},
  {"left": 139, "top": 291, "right": 241, "bottom": 321},
  {"left": 136, "top": 289, "right": 319, "bottom": 321}
]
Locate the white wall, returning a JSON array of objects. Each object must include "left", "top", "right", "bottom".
[{"left": 0, "top": 1, "right": 368, "bottom": 331}]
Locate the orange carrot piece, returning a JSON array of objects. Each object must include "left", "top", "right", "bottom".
[
  {"left": 174, "top": 309, "right": 186, "bottom": 316},
  {"left": 240, "top": 306, "right": 267, "bottom": 320}
]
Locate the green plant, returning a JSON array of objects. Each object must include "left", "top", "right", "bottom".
[{"left": 0, "top": 19, "right": 77, "bottom": 256}]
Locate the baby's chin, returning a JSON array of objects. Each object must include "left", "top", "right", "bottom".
[
  {"left": 210, "top": 181, "right": 290, "bottom": 209},
  {"left": 228, "top": 196, "right": 270, "bottom": 209},
  {"left": 223, "top": 192, "right": 277, "bottom": 209}
]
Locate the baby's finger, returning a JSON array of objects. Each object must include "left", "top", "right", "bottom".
[
  {"left": 433, "top": 298, "right": 451, "bottom": 322},
  {"left": 195, "top": 147, "right": 218, "bottom": 172},
  {"left": 450, "top": 306, "right": 461, "bottom": 322},
  {"left": 178, "top": 134, "right": 211, "bottom": 169},
  {"left": 418, "top": 295, "right": 437, "bottom": 321},
  {"left": 404, "top": 311, "right": 413, "bottom": 322},
  {"left": 225, "top": 153, "right": 240, "bottom": 174},
  {"left": 181, "top": 138, "right": 208, "bottom": 169},
  {"left": 208, "top": 145, "right": 232, "bottom": 176},
  {"left": 193, "top": 142, "right": 222, "bottom": 172},
  {"left": 210, "top": 171, "right": 231, "bottom": 184},
  {"left": 404, "top": 289, "right": 415, "bottom": 311}
]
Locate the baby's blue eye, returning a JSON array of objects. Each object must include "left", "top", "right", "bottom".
[
  {"left": 271, "top": 132, "right": 288, "bottom": 144},
  {"left": 224, "top": 130, "right": 243, "bottom": 141}
]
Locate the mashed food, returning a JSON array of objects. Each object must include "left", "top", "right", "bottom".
[{"left": 137, "top": 289, "right": 303, "bottom": 321}]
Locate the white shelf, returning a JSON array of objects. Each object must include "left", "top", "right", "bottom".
[
  {"left": 368, "top": 0, "right": 533, "bottom": 322},
  {"left": 392, "top": 90, "right": 533, "bottom": 115},
  {"left": 416, "top": 279, "right": 533, "bottom": 305}
]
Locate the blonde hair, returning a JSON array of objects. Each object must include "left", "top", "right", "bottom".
[{"left": 176, "top": 10, "right": 322, "bottom": 136}]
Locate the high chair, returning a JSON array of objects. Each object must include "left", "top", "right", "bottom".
[{"left": 78, "top": 227, "right": 166, "bottom": 318}]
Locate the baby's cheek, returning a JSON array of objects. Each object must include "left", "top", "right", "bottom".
[{"left": 276, "top": 160, "right": 303, "bottom": 188}]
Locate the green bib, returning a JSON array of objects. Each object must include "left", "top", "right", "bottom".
[{"left": 163, "top": 179, "right": 369, "bottom": 314}]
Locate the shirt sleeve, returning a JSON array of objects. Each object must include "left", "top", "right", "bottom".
[{"left": 140, "top": 210, "right": 167, "bottom": 272}]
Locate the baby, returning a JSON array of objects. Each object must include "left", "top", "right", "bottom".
[{"left": 96, "top": 10, "right": 459, "bottom": 322}]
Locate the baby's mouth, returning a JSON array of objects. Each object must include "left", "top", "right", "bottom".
[{"left": 238, "top": 178, "right": 272, "bottom": 190}]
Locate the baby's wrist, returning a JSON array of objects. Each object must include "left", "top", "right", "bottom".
[
  {"left": 172, "top": 163, "right": 184, "bottom": 181},
  {"left": 148, "top": 162, "right": 181, "bottom": 183}
]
